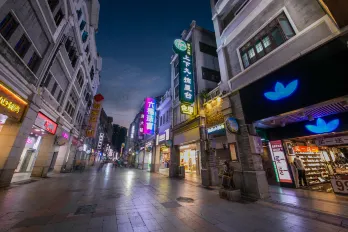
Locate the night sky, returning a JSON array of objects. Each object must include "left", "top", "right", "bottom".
[{"left": 96, "top": 0, "right": 214, "bottom": 128}]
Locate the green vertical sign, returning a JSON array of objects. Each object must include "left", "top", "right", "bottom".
[{"left": 173, "top": 39, "right": 194, "bottom": 105}]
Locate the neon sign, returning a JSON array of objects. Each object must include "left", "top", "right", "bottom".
[
  {"left": 264, "top": 80, "right": 298, "bottom": 101},
  {"left": 173, "top": 39, "right": 187, "bottom": 53},
  {"left": 62, "top": 132, "right": 69, "bottom": 139},
  {"left": 143, "top": 97, "right": 156, "bottom": 135},
  {"left": 207, "top": 124, "right": 225, "bottom": 134},
  {"left": 34, "top": 112, "right": 58, "bottom": 135},
  {"left": 0, "top": 83, "right": 27, "bottom": 122},
  {"left": 130, "top": 125, "right": 135, "bottom": 139},
  {"left": 305, "top": 118, "right": 339, "bottom": 134},
  {"left": 180, "top": 104, "right": 194, "bottom": 115}
]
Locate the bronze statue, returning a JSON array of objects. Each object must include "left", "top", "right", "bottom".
[{"left": 221, "top": 161, "right": 235, "bottom": 189}]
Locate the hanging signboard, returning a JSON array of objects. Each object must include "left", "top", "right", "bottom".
[
  {"left": 173, "top": 39, "right": 195, "bottom": 105},
  {"left": 86, "top": 94, "right": 104, "bottom": 138},
  {"left": 269, "top": 140, "right": 293, "bottom": 184},
  {"left": 180, "top": 104, "right": 194, "bottom": 115}
]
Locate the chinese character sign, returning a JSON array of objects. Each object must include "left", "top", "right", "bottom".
[
  {"left": 86, "top": 94, "right": 104, "bottom": 138},
  {"left": 269, "top": 140, "right": 292, "bottom": 184},
  {"left": 173, "top": 39, "right": 194, "bottom": 105},
  {"left": 143, "top": 98, "right": 156, "bottom": 135}
]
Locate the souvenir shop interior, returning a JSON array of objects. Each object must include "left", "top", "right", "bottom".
[
  {"left": 179, "top": 143, "right": 200, "bottom": 176},
  {"left": 266, "top": 133, "right": 348, "bottom": 194}
]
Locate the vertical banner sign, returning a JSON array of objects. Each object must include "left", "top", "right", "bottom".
[
  {"left": 138, "top": 113, "right": 144, "bottom": 139},
  {"left": 173, "top": 39, "right": 195, "bottom": 111},
  {"left": 86, "top": 94, "right": 104, "bottom": 138},
  {"left": 143, "top": 97, "right": 156, "bottom": 135},
  {"left": 269, "top": 140, "right": 293, "bottom": 184}
]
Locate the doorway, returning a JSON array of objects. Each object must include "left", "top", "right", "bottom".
[
  {"left": 49, "top": 152, "right": 58, "bottom": 172},
  {"left": 20, "top": 149, "right": 34, "bottom": 172}
]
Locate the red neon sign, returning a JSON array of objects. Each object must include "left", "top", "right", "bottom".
[{"left": 35, "top": 112, "right": 58, "bottom": 135}]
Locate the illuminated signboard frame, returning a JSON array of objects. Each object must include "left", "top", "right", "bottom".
[
  {"left": 207, "top": 124, "right": 225, "bottom": 135},
  {"left": 0, "top": 82, "right": 28, "bottom": 122},
  {"left": 264, "top": 80, "right": 298, "bottom": 101},
  {"left": 225, "top": 117, "right": 239, "bottom": 134},
  {"left": 130, "top": 125, "right": 135, "bottom": 139},
  {"left": 35, "top": 112, "right": 58, "bottom": 135},
  {"left": 180, "top": 104, "right": 194, "bottom": 115},
  {"left": 269, "top": 140, "right": 293, "bottom": 184},
  {"left": 143, "top": 97, "right": 156, "bottom": 135},
  {"left": 173, "top": 39, "right": 195, "bottom": 105}
]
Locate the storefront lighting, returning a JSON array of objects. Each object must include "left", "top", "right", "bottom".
[
  {"left": 264, "top": 80, "right": 298, "bottom": 101},
  {"left": 217, "top": 97, "right": 222, "bottom": 102},
  {"left": 180, "top": 145, "right": 190, "bottom": 149},
  {"left": 305, "top": 118, "right": 339, "bottom": 134},
  {"left": 33, "top": 136, "right": 41, "bottom": 150},
  {"left": 0, "top": 83, "right": 28, "bottom": 107}
]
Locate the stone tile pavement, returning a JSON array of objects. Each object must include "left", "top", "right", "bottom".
[{"left": 0, "top": 164, "right": 347, "bottom": 232}]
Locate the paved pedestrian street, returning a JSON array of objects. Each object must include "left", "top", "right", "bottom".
[{"left": 1, "top": 165, "right": 348, "bottom": 232}]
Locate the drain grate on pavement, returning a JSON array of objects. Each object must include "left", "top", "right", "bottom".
[
  {"left": 74, "top": 204, "right": 97, "bottom": 215},
  {"left": 161, "top": 201, "right": 182, "bottom": 208},
  {"left": 176, "top": 197, "right": 194, "bottom": 203}
]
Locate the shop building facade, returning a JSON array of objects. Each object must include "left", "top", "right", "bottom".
[
  {"left": 240, "top": 34, "right": 348, "bottom": 194},
  {"left": 209, "top": 0, "right": 347, "bottom": 198},
  {"left": 154, "top": 89, "right": 172, "bottom": 176},
  {"left": 0, "top": 0, "right": 102, "bottom": 187},
  {"left": 170, "top": 21, "right": 220, "bottom": 184}
]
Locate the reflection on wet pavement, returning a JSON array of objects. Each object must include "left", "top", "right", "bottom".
[{"left": 0, "top": 164, "right": 347, "bottom": 232}]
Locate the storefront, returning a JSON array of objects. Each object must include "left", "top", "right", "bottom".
[
  {"left": 173, "top": 119, "right": 202, "bottom": 183},
  {"left": 12, "top": 112, "right": 58, "bottom": 182},
  {"left": 179, "top": 143, "right": 200, "bottom": 176},
  {"left": 204, "top": 96, "right": 238, "bottom": 185},
  {"left": 144, "top": 141, "right": 153, "bottom": 171},
  {"left": 239, "top": 34, "right": 348, "bottom": 194},
  {"left": 155, "top": 129, "right": 171, "bottom": 176}
]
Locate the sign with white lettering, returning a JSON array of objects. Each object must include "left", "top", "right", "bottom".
[
  {"left": 315, "top": 136, "right": 348, "bottom": 146},
  {"left": 35, "top": 112, "right": 58, "bottom": 135},
  {"left": 143, "top": 98, "right": 156, "bottom": 135},
  {"left": 173, "top": 39, "right": 194, "bottom": 105},
  {"left": 207, "top": 124, "right": 225, "bottom": 135},
  {"left": 270, "top": 140, "right": 292, "bottom": 184}
]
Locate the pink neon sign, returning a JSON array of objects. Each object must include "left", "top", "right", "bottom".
[{"left": 143, "top": 97, "right": 156, "bottom": 135}]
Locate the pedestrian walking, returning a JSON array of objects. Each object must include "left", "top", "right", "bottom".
[{"left": 97, "top": 160, "right": 105, "bottom": 172}]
